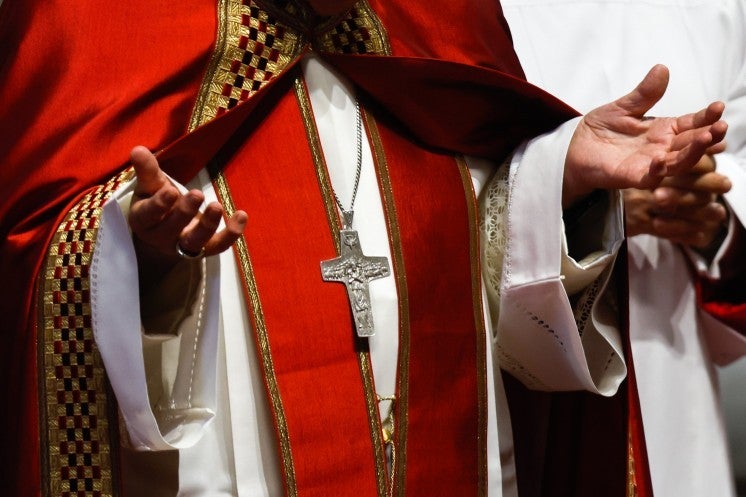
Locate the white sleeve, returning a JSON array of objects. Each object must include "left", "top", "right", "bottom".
[
  {"left": 483, "top": 117, "right": 626, "bottom": 396},
  {"left": 90, "top": 173, "right": 221, "bottom": 451}
]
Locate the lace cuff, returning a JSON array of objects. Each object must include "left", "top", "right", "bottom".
[{"left": 480, "top": 126, "right": 625, "bottom": 395}]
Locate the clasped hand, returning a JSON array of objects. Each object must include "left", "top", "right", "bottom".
[{"left": 624, "top": 154, "right": 731, "bottom": 249}]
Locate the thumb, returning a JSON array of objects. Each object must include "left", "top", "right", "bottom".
[
  {"left": 130, "top": 145, "right": 168, "bottom": 195},
  {"left": 614, "top": 64, "right": 669, "bottom": 118}
]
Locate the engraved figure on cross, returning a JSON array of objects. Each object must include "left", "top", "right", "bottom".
[{"left": 321, "top": 221, "right": 391, "bottom": 338}]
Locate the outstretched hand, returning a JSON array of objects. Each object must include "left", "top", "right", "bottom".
[
  {"left": 128, "top": 146, "right": 247, "bottom": 273},
  {"left": 625, "top": 154, "right": 731, "bottom": 249},
  {"left": 563, "top": 64, "right": 728, "bottom": 208}
]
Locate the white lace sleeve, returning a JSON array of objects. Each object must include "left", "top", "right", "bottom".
[{"left": 481, "top": 123, "right": 626, "bottom": 396}]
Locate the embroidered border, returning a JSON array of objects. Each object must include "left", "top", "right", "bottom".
[
  {"left": 189, "top": 0, "right": 304, "bottom": 131},
  {"left": 40, "top": 169, "right": 134, "bottom": 497},
  {"left": 627, "top": 434, "right": 638, "bottom": 497},
  {"left": 314, "top": 1, "right": 391, "bottom": 56},
  {"left": 364, "top": 113, "right": 411, "bottom": 497},
  {"left": 456, "top": 157, "right": 489, "bottom": 496},
  {"left": 186, "top": 1, "right": 392, "bottom": 494},
  {"left": 189, "top": 0, "right": 389, "bottom": 133}
]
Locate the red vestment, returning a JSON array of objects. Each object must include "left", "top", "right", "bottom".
[{"left": 0, "top": 0, "right": 668, "bottom": 495}]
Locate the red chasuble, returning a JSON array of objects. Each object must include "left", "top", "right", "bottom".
[{"left": 0, "top": 0, "right": 652, "bottom": 495}]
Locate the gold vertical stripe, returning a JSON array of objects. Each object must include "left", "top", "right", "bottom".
[
  {"left": 364, "top": 112, "right": 411, "bottom": 497},
  {"left": 355, "top": 0, "right": 392, "bottom": 56},
  {"left": 357, "top": 351, "right": 390, "bottom": 497},
  {"left": 211, "top": 171, "right": 299, "bottom": 497},
  {"left": 292, "top": 78, "right": 341, "bottom": 242},
  {"left": 294, "top": 78, "right": 389, "bottom": 497},
  {"left": 188, "top": 0, "right": 230, "bottom": 131},
  {"left": 627, "top": 434, "right": 638, "bottom": 497},
  {"left": 456, "top": 157, "right": 489, "bottom": 496}
]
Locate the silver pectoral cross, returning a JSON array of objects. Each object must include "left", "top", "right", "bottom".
[{"left": 320, "top": 212, "right": 391, "bottom": 337}]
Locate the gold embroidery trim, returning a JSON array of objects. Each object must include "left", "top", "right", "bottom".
[
  {"left": 189, "top": 0, "right": 390, "bottom": 131},
  {"left": 189, "top": 0, "right": 304, "bottom": 132},
  {"left": 314, "top": 1, "right": 391, "bottom": 56},
  {"left": 365, "top": 112, "right": 411, "bottom": 497},
  {"left": 627, "top": 433, "right": 638, "bottom": 497},
  {"left": 293, "top": 77, "right": 341, "bottom": 241},
  {"left": 457, "top": 157, "right": 489, "bottom": 496},
  {"left": 39, "top": 168, "right": 134, "bottom": 497}
]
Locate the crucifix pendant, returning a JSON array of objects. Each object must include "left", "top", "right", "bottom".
[{"left": 321, "top": 212, "right": 391, "bottom": 337}]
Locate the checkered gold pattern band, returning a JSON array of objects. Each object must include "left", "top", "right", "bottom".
[
  {"left": 190, "top": 0, "right": 388, "bottom": 130},
  {"left": 189, "top": 0, "right": 304, "bottom": 129},
  {"left": 40, "top": 169, "right": 134, "bottom": 497},
  {"left": 314, "top": 2, "right": 390, "bottom": 56}
]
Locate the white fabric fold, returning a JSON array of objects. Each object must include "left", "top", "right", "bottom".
[
  {"left": 92, "top": 185, "right": 220, "bottom": 450},
  {"left": 496, "top": 119, "right": 625, "bottom": 395}
]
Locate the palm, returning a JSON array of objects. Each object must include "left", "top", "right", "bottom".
[{"left": 563, "top": 65, "right": 727, "bottom": 206}]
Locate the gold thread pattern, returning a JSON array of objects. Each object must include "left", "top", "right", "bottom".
[
  {"left": 364, "top": 113, "right": 411, "bottom": 497},
  {"left": 189, "top": 0, "right": 305, "bottom": 131},
  {"left": 627, "top": 434, "right": 638, "bottom": 497},
  {"left": 40, "top": 168, "right": 134, "bottom": 497},
  {"left": 192, "top": 1, "right": 394, "bottom": 494},
  {"left": 457, "top": 157, "right": 489, "bottom": 496},
  {"left": 36, "top": 0, "right": 391, "bottom": 495},
  {"left": 314, "top": 1, "right": 391, "bottom": 56},
  {"left": 293, "top": 78, "right": 341, "bottom": 239},
  {"left": 190, "top": 0, "right": 389, "bottom": 132}
]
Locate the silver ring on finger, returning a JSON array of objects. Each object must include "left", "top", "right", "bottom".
[{"left": 175, "top": 241, "right": 206, "bottom": 260}]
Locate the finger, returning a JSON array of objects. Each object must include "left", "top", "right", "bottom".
[
  {"left": 134, "top": 189, "right": 205, "bottom": 251},
  {"left": 652, "top": 187, "right": 714, "bottom": 209},
  {"left": 663, "top": 129, "right": 714, "bottom": 175},
  {"left": 203, "top": 210, "right": 248, "bottom": 256},
  {"left": 653, "top": 201, "right": 728, "bottom": 224},
  {"left": 676, "top": 101, "right": 725, "bottom": 131},
  {"left": 707, "top": 119, "right": 728, "bottom": 148},
  {"left": 128, "top": 183, "right": 180, "bottom": 232},
  {"left": 706, "top": 141, "right": 727, "bottom": 155},
  {"left": 131, "top": 146, "right": 169, "bottom": 197},
  {"left": 163, "top": 190, "right": 205, "bottom": 237},
  {"left": 669, "top": 120, "right": 727, "bottom": 158},
  {"left": 690, "top": 155, "right": 717, "bottom": 175},
  {"left": 658, "top": 172, "right": 732, "bottom": 195},
  {"left": 651, "top": 216, "right": 719, "bottom": 247},
  {"left": 178, "top": 202, "right": 225, "bottom": 254},
  {"left": 614, "top": 64, "right": 669, "bottom": 118}
]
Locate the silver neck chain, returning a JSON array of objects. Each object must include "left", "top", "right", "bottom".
[{"left": 331, "top": 100, "right": 363, "bottom": 218}]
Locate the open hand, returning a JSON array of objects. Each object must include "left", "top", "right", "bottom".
[
  {"left": 128, "top": 146, "right": 247, "bottom": 268},
  {"left": 563, "top": 64, "right": 727, "bottom": 207}
]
